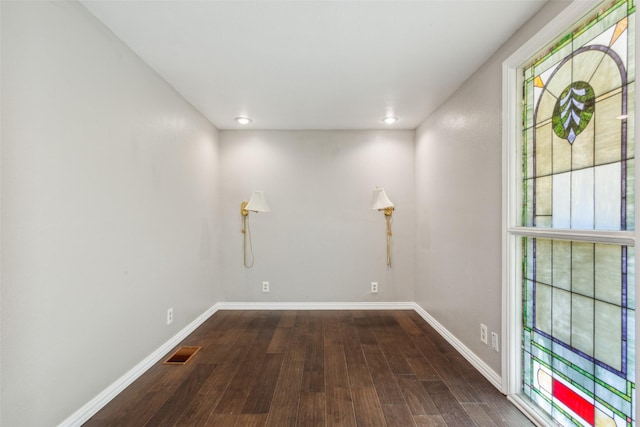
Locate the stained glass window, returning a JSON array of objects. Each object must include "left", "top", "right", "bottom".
[{"left": 521, "top": 1, "right": 635, "bottom": 425}]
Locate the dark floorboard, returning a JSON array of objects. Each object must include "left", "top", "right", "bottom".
[{"left": 84, "top": 310, "right": 534, "bottom": 426}]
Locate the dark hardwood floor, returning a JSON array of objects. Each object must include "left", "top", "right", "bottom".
[{"left": 84, "top": 310, "right": 533, "bottom": 426}]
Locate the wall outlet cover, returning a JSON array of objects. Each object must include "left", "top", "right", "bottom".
[{"left": 491, "top": 332, "right": 499, "bottom": 352}]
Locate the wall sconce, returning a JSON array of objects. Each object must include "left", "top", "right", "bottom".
[
  {"left": 241, "top": 191, "right": 270, "bottom": 268},
  {"left": 371, "top": 187, "right": 394, "bottom": 267}
]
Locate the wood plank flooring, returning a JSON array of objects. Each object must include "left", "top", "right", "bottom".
[{"left": 84, "top": 310, "right": 533, "bottom": 427}]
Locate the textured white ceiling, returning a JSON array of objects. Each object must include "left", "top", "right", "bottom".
[{"left": 81, "top": 0, "right": 546, "bottom": 130}]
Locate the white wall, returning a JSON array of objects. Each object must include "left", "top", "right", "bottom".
[
  {"left": 220, "top": 130, "right": 415, "bottom": 303},
  {"left": 414, "top": 1, "right": 572, "bottom": 374},
  {"left": 1, "top": 2, "right": 221, "bottom": 425}
]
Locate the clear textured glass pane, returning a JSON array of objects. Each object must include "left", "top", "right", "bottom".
[
  {"left": 594, "top": 162, "right": 621, "bottom": 230},
  {"left": 571, "top": 168, "right": 595, "bottom": 229}
]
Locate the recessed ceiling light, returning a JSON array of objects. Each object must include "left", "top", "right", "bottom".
[
  {"left": 382, "top": 116, "right": 398, "bottom": 125},
  {"left": 235, "top": 116, "right": 252, "bottom": 125}
]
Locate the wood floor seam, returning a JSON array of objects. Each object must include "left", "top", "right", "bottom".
[{"left": 84, "top": 310, "right": 534, "bottom": 427}]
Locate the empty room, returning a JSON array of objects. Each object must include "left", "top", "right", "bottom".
[{"left": 1, "top": 0, "right": 637, "bottom": 426}]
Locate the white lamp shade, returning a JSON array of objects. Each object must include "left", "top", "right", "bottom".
[
  {"left": 245, "top": 190, "right": 271, "bottom": 212},
  {"left": 370, "top": 188, "right": 394, "bottom": 210}
]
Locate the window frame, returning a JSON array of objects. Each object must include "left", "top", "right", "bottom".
[{"left": 501, "top": 0, "right": 637, "bottom": 424}]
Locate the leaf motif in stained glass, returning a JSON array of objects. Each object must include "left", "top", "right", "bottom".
[{"left": 552, "top": 82, "right": 596, "bottom": 144}]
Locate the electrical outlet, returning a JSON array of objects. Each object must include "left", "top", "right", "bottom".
[
  {"left": 491, "top": 332, "right": 499, "bottom": 352},
  {"left": 262, "top": 281, "right": 269, "bottom": 292},
  {"left": 371, "top": 282, "right": 378, "bottom": 293},
  {"left": 167, "top": 308, "right": 173, "bottom": 325},
  {"left": 480, "top": 324, "right": 488, "bottom": 344}
]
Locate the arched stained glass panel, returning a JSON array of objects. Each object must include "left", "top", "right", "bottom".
[{"left": 521, "top": 1, "right": 635, "bottom": 426}]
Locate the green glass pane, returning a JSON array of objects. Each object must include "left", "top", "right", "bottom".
[
  {"left": 525, "top": 66, "right": 533, "bottom": 80},
  {"left": 552, "top": 240, "right": 571, "bottom": 290},
  {"left": 594, "top": 91, "right": 623, "bottom": 166},
  {"left": 525, "top": 127, "right": 534, "bottom": 178},
  {"left": 546, "top": 59, "right": 573, "bottom": 100},
  {"left": 574, "top": 50, "right": 605, "bottom": 86},
  {"left": 525, "top": 237, "right": 534, "bottom": 279},
  {"left": 571, "top": 118, "right": 595, "bottom": 170},
  {"left": 552, "top": 288, "right": 571, "bottom": 344},
  {"left": 628, "top": 246, "right": 635, "bottom": 308},
  {"left": 536, "top": 215, "right": 552, "bottom": 228},
  {"left": 627, "top": 159, "right": 635, "bottom": 231},
  {"left": 525, "top": 78, "right": 535, "bottom": 130},
  {"left": 537, "top": 90, "right": 557, "bottom": 123},
  {"left": 629, "top": 14, "right": 635, "bottom": 83},
  {"left": 536, "top": 283, "right": 552, "bottom": 335},
  {"left": 627, "top": 82, "right": 635, "bottom": 160},
  {"left": 591, "top": 54, "right": 623, "bottom": 97},
  {"left": 534, "top": 50, "right": 569, "bottom": 84},
  {"left": 536, "top": 123, "right": 553, "bottom": 177},
  {"left": 552, "top": 128, "right": 571, "bottom": 174},
  {"left": 595, "top": 243, "right": 622, "bottom": 305},
  {"left": 594, "top": 300, "right": 622, "bottom": 371},
  {"left": 536, "top": 176, "right": 552, "bottom": 216},
  {"left": 572, "top": 242, "right": 594, "bottom": 297},
  {"left": 524, "top": 178, "right": 534, "bottom": 226},
  {"left": 571, "top": 294, "right": 594, "bottom": 356},
  {"left": 525, "top": 279, "right": 535, "bottom": 328},
  {"left": 536, "top": 239, "right": 552, "bottom": 285}
]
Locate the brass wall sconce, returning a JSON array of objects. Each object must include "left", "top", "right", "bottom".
[
  {"left": 370, "top": 187, "right": 394, "bottom": 267},
  {"left": 241, "top": 191, "right": 270, "bottom": 268}
]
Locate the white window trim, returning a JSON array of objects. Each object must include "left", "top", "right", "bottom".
[{"left": 500, "top": 0, "right": 636, "bottom": 424}]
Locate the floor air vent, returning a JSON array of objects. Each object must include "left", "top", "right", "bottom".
[{"left": 163, "top": 346, "right": 201, "bottom": 365}]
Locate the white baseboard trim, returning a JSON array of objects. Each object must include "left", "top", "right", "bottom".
[
  {"left": 217, "top": 301, "right": 416, "bottom": 310},
  {"left": 411, "top": 303, "right": 503, "bottom": 391},
  {"left": 58, "top": 303, "right": 222, "bottom": 427},
  {"left": 60, "top": 301, "right": 503, "bottom": 426}
]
